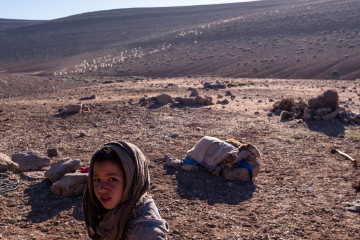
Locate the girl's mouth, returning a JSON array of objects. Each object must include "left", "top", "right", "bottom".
[{"left": 100, "top": 196, "right": 111, "bottom": 202}]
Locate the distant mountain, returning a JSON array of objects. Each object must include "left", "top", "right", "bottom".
[{"left": 0, "top": 0, "right": 359, "bottom": 80}]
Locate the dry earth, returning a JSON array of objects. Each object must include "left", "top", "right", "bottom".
[{"left": 0, "top": 75, "right": 360, "bottom": 239}]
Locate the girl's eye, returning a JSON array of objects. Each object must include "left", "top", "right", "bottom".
[
  {"left": 109, "top": 178, "right": 117, "bottom": 182},
  {"left": 93, "top": 178, "right": 100, "bottom": 182}
]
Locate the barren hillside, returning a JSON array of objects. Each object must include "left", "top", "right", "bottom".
[{"left": 0, "top": 0, "right": 359, "bottom": 79}]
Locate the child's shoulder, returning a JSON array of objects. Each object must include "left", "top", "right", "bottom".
[{"left": 126, "top": 197, "right": 169, "bottom": 240}]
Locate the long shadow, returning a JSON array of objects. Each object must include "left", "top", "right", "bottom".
[
  {"left": 24, "top": 179, "right": 84, "bottom": 223},
  {"left": 170, "top": 167, "right": 256, "bottom": 205},
  {"left": 304, "top": 119, "right": 345, "bottom": 137}
]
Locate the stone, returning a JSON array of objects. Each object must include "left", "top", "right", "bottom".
[
  {"left": 45, "top": 158, "right": 81, "bottom": 183},
  {"left": 303, "top": 108, "right": 312, "bottom": 120},
  {"left": 308, "top": 90, "right": 339, "bottom": 110},
  {"left": 203, "top": 81, "right": 226, "bottom": 89},
  {"left": 79, "top": 95, "right": 96, "bottom": 101},
  {"left": 156, "top": 94, "right": 173, "bottom": 104},
  {"left": 315, "top": 107, "right": 332, "bottom": 115},
  {"left": 222, "top": 160, "right": 260, "bottom": 181},
  {"left": 50, "top": 172, "right": 88, "bottom": 197},
  {"left": 225, "top": 90, "right": 232, "bottom": 96},
  {"left": 11, "top": 150, "right": 50, "bottom": 172},
  {"left": 217, "top": 99, "right": 229, "bottom": 105},
  {"left": 65, "top": 103, "right": 83, "bottom": 113},
  {"left": 182, "top": 164, "right": 199, "bottom": 172},
  {"left": 47, "top": 148, "right": 59, "bottom": 157},
  {"left": 322, "top": 108, "right": 341, "bottom": 121},
  {"left": 196, "top": 95, "right": 212, "bottom": 105},
  {"left": 180, "top": 97, "right": 197, "bottom": 105},
  {"left": 0, "top": 152, "right": 18, "bottom": 172},
  {"left": 274, "top": 108, "right": 282, "bottom": 116},
  {"left": 189, "top": 90, "right": 199, "bottom": 97},
  {"left": 164, "top": 155, "right": 182, "bottom": 169},
  {"left": 280, "top": 110, "right": 292, "bottom": 120}
]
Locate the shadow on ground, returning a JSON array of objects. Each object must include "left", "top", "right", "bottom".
[
  {"left": 305, "top": 119, "right": 345, "bottom": 137},
  {"left": 167, "top": 167, "right": 256, "bottom": 205},
  {"left": 24, "top": 179, "right": 84, "bottom": 223}
]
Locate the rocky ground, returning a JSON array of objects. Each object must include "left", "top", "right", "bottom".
[{"left": 0, "top": 74, "right": 360, "bottom": 239}]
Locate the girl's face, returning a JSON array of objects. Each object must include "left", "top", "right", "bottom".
[{"left": 93, "top": 160, "right": 126, "bottom": 210}]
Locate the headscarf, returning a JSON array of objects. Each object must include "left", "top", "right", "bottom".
[{"left": 83, "top": 140, "right": 150, "bottom": 240}]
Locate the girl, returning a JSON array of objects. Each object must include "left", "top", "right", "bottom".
[{"left": 83, "top": 140, "right": 168, "bottom": 240}]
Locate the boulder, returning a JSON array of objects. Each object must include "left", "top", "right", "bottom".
[
  {"left": 50, "top": 172, "right": 88, "bottom": 197},
  {"left": 156, "top": 94, "right": 173, "bottom": 104},
  {"left": 303, "top": 108, "right": 312, "bottom": 120},
  {"left": 45, "top": 158, "right": 81, "bottom": 183},
  {"left": 203, "top": 81, "right": 226, "bottom": 89},
  {"left": 222, "top": 160, "right": 260, "bottom": 181},
  {"left": 322, "top": 108, "right": 341, "bottom": 121},
  {"left": 272, "top": 98, "right": 295, "bottom": 112},
  {"left": 0, "top": 152, "right": 18, "bottom": 172},
  {"left": 217, "top": 99, "right": 229, "bottom": 105},
  {"left": 196, "top": 95, "right": 212, "bottom": 105},
  {"left": 280, "top": 110, "right": 293, "bottom": 120},
  {"left": 47, "top": 148, "right": 59, "bottom": 157},
  {"left": 65, "top": 103, "right": 83, "bottom": 113},
  {"left": 182, "top": 164, "right": 199, "bottom": 172},
  {"left": 11, "top": 150, "right": 50, "bottom": 172},
  {"left": 308, "top": 90, "right": 339, "bottom": 110},
  {"left": 181, "top": 97, "right": 198, "bottom": 105},
  {"left": 189, "top": 90, "right": 199, "bottom": 97},
  {"left": 164, "top": 155, "right": 182, "bottom": 169}
]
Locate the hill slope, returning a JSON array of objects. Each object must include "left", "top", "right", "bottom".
[{"left": 0, "top": 0, "right": 359, "bottom": 79}]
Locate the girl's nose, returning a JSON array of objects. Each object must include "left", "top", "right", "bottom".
[{"left": 97, "top": 182, "right": 108, "bottom": 192}]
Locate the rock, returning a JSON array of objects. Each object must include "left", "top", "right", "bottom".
[
  {"left": 139, "top": 97, "right": 149, "bottom": 106},
  {"left": 45, "top": 158, "right": 81, "bottom": 183},
  {"left": 272, "top": 98, "right": 294, "bottom": 111},
  {"left": 11, "top": 150, "right": 50, "bottom": 172},
  {"left": 322, "top": 108, "right": 341, "bottom": 121},
  {"left": 222, "top": 160, "right": 260, "bottom": 181},
  {"left": 315, "top": 107, "right": 332, "bottom": 115},
  {"left": 308, "top": 90, "right": 339, "bottom": 110},
  {"left": 47, "top": 148, "right": 59, "bottom": 157},
  {"left": 79, "top": 95, "right": 96, "bottom": 101},
  {"left": 21, "top": 171, "right": 46, "bottom": 180},
  {"left": 217, "top": 94, "right": 223, "bottom": 98},
  {"left": 189, "top": 90, "right": 199, "bottom": 97},
  {"left": 196, "top": 95, "right": 212, "bottom": 105},
  {"left": 50, "top": 172, "right": 88, "bottom": 197},
  {"left": 343, "top": 200, "right": 360, "bottom": 213},
  {"left": 182, "top": 164, "right": 199, "bottom": 172},
  {"left": 0, "top": 152, "right": 18, "bottom": 172},
  {"left": 303, "top": 108, "right": 312, "bottom": 120},
  {"left": 280, "top": 110, "right": 293, "bottom": 120},
  {"left": 274, "top": 109, "right": 282, "bottom": 116},
  {"left": 217, "top": 99, "right": 229, "bottom": 105},
  {"left": 203, "top": 81, "right": 226, "bottom": 89},
  {"left": 65, "top": 103, "right": 83, "bottom": 113},
  {"left": 164, "top": 155, "right": 182, "bottom": 169},
  {"left": 156, "top": 94, "right": 173, "bottom": 104},
  {"left": 181, "top": 97, "right": 198, "bottom": 105},
  {"left": 225, "top": 90, "right": 232, "bottom": 96}
]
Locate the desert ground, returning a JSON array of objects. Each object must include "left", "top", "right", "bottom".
[{"left": 0, "top": 74, "right": 359, "bottom": 239}]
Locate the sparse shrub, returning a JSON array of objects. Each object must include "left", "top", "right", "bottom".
[
  {"left": 331, "top": 70, "right": 340, "bottom": 77},
  {"left": 102, "top": 80, "right": 114, "bottom": 84}
]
